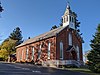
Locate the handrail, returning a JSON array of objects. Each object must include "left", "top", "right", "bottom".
[{"left": 42, "top": 60, "right": 81, "bottom": 67}]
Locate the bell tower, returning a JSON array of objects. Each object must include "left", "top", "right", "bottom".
[{"left": 62, "top": 3, "right": 76, "bottom": 29}]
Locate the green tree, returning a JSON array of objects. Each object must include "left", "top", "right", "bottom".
[
  {"left": 0, "top": 27, "right": 23, "bottom": 62},
  {"left": 9, "top": 27, "right": 23, "bottom": 45},
  {"left": 73, "top": 12, "right": 81, "bottom": 33},
  {"left": 0, "top": 2, "right": 3, "bottom": 12},
  {"left": 0, "top": 49, "right": 8, "bottom": 61},
  {"left": 60, "top": 18, "right": 63, "bottom": 26},
  {"left": 1, "top": 39, "right": 17, "bottom": 62},
  {"left": 87, "top": 24, "right": 100, "bottom": 73},
  {"left": 0, "top": 45, "right": 1, "bottom": 50}
]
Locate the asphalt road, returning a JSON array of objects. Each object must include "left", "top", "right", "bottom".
[{"left": 0, "top": 62, "right": 89, "bottom": 75}]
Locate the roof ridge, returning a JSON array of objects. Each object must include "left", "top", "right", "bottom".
[{"left": 16, "top": 26, "right": 66, "bottom": 48}]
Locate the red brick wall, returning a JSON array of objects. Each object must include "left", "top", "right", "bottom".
[
  {"left": 16, "top": 27, "right": 83, "bottom": 63},
  {"left": 16, "top": 37, "right": 56, "bottom": 63},
  {"left": 56, "top": 27, "right": 83, "bottom": 61},
  {"left": 72, "top": 30, "right": 83, "bottom": 61},
  {"left": 56, "top": 27, "right": 70, "bottom": 60}
]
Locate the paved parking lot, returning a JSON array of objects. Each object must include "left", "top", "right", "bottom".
[{"left": 0, "top": 62, "right": 89, "bottom": 75}]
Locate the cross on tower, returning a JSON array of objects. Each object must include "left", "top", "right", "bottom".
[
  {"left": 66, "top": 0, "right": 70, "bottom": 6},
  {"left": 66, "top": 0, "right": 70, "bottom": 9}
]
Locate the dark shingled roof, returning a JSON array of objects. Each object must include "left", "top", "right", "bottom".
[{"left": 16, "top": 26, "right": 67, "bottom": 48}]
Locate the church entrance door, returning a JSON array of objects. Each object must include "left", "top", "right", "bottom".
[{"left": 71, "top": 51, "right": 77, "bottom": 60}]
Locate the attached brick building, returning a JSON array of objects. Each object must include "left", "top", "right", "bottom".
[{"left": 16, "top": 4, "right": 84, "bottom": 67}]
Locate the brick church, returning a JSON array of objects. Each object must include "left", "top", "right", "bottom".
[{"left": 16, "top": 4, "right": 84, "bottom": 67}]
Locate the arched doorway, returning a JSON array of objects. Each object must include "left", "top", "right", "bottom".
[{"left": 71, "top": 51, "right": 77, "bottom": 60}]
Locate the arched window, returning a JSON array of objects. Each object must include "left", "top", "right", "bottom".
[
  {"left": 64, "top": 17, "right": 65, "bottom": 23},
  {"left": 63, "top": 17, "right": 64, "bottom": 23},
  {"left": 18, "top": 50, "right": 20, "bottom": 61},
  {"left": 20, "top": 50, "right": 22, "bottom": 60},
  {"left": 32, "top": 47, "right": 34, "bottom": 60},
  {"left": 76, "top": 46, "right": 80, "bottom": 61},
  {"left": 60, "top": 41, "right": 63, "bottom": 59},
  {"left": 48, "top": 42, "right": 51, "bottom": 59},
  {"left": 73, "top": 17, "right": 75, "bottom": 22},
  {"left": 69, "top": 33, "right": 72, "bottom": 46},
  {"left": 67, "top": 16, "right": 68, "bottom": 21},
  {"left": 72, "top": 17, "right": 73, "bottom": 22},
  {"left": 38, "top": 45, "right": 41, "bottom": 59},
  {"left": 70, "top": 16, "right": 71, "bottom": 22},
  {"left": 21, "top": 50, "right": 24, "bottom": 60},
  {"left": 26, "top": 48, "right": 29, "bottom": 60}
]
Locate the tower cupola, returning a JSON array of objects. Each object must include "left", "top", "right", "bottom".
[{"left": 62, "top": 3, "right": 76, "bottom": 29}]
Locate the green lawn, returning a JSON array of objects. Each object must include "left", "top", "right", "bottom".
[{"left": 66, "top": 68, "right": 100, "bottom": 75}]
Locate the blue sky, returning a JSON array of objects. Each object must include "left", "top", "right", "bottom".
[{"left": 0, "top": 0, "right": 100, "bottom": 53}]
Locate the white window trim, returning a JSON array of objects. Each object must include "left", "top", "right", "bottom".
[
  {"left": 69, "top": 33, "right": 72, "bottom": 46},
  {"left": 38, "top": 45, "right": 41, "bottom": 59},
  {"left": 48, "top": 42, "right": 51, "bottom": 59},
  {"left": 18, "top": 50, "right": 20, "bottom": 61},
  {"left": 32, "top": 47, "right": 34, "bottom": 60},
  {"left": 60, "top": 41, "right": 63, "bottom": 60},
  {"left": 26, "top": 48, "right": 28, "bottom": 60},
  {"left": 21, "top": 50, "right": 24, "bottom": 60},
  {"left": 20, "top": 50, "right": 22, "bottom": 60},
  {"left": 76, "top": 46, "right": 80, "bottom": 61},
  {"left": 70, "top": 16, "right": 71, "bottom": 22},
  {"left": 67, "top": 16, "right": 68, "bottom": 21}
]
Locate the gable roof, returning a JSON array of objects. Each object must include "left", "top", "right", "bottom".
[{"left": 16, "top": 26, "right": 67, "bottom": 48}]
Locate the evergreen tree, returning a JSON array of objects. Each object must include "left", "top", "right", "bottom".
[
  {"left": 60, "top": 18, "right": 63, "bottom": 26},
  {"left": 75, "top": 18, "right": 81, "bottom": 32},
  {"left": 51, "top": 25, "right": 58, "bottom": 30},
  {"left": 9, "top": 27, "right": 23, "bottom": 45},
  {"left": 0, "top": 2, "right": 3, "bottom": 12},
  {"left": 87, "top": 24, "right": 100, "bottom": 73}
]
